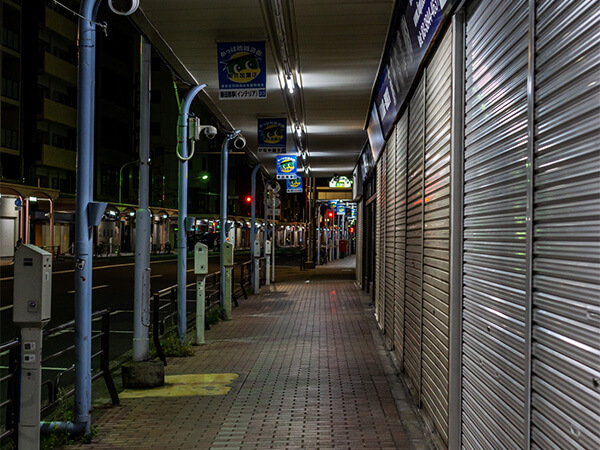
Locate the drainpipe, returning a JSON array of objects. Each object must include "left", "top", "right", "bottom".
[
  {"left": 133, "top": 36, "right": 152, "bottom": 361},
  {"left": 220, "top": 131, "right": 243, "bottom": 315},
  {"left": 176, "top": 84, "right": 207, "bottom": 341},
  {"left": 250, "top": 163, "right": 262, "bottom": 293}
]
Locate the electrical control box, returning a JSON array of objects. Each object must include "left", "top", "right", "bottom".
[
  {"left": 265, "top": 240, "right": 272, "bottom": 255},
  {"left": 223, "top": 241, "right": 234, "bottom": 267},
  {"left": 13, "top": 245, "right": 52, "bottom": 327},
  {"left": 194, "top": 242, "right": 208, "bottom": 275},
  {"left": 253, "top": 240, "right": 261, "bottom": 257}
]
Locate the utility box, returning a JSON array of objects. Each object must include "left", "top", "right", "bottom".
[
  {"left": 223, "top": 241, "right": 234, "bottom": 267},
  {"left": 13, "top": 245, "right": 52, "bottom": 327},
  {"left": 265, "top": 240, "right": 272, "bottom": 255},
  {"left": 194, "top": 242, "right": 208, "bottom": 275},
  {"left": 253, "top": 240, "right": 261, "bottom": 257}
]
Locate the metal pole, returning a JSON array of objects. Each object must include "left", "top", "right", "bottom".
[
  {"left": 271, "top": 213, "right": 275, "bottom": 282},
  {"left": 49, "top": 199, "right": 54, "bottom": 255},
  {"left": 133, "top": 36, "right": 151, "bottom": 362},
  {"left": 220, "top": 132, "right": 240, "bottom": 315},
  {"left": 264, "top": 182, "right": 270, "bottom": 285},
  {"left": 250, "top": 163, "right": 262, "bottom": 293},
  {"left": 73, "top": 1, "right": 98, "bottom": 433},
  {"left": 176, "top": 84, "right": 207, "bottom": 341},
  {"left": 195, "top": 275, "right": 206, "bottom": 344}
]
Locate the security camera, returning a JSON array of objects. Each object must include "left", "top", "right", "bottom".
[
  {"left": 108, "top": 0, "right": 140, "bottom": 15},
  {"left": 233, "top": 135, "right": 246, "bottom": 150},
  {"left": 202, "top": 126, "right": 218, "bottom": 140}
]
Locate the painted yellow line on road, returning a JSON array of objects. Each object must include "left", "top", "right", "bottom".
[{"left": 120, "top": 373, "right": 239, "bottom": 398}]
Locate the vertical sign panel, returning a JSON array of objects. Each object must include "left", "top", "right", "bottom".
[
  {"left": 217, "top": 41, "right": 266, "bottom": 100},
  {"left": 258, "top": 118, "right": 287, "bottom": 153},
  {"left": 276, "top": 155, "right": 297, "bottom": 180}
]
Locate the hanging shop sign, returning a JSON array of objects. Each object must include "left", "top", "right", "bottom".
[
  {"left": 286, "top": 177, "right": 303, "bottom": 193},
  {"left": 367, "top": 0, "right": 457, "bottom": 158},
  {"left": 217, "top": 41, "right": 267, "bottom": 100},
  {"left": 350, "top": 207, "right": 356, "bottom": 218},
  {"left": 329, "top": 201, "right": 337, "bottom": 210},
  {"left": 276, "top": 155, "right": 297, "bottom": 180},
  {"left": 258, "top": 118, "right": 287, "bottom": 153},
  {"left": 337, "top": 204, "right": 346, "bottom": 216},
  {"left": 328, "top": 176, "right": 353, "bottom": 188}
]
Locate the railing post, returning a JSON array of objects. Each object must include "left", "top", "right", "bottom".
[
  {"left": 153, "top": 293, "right": 167, "bottom": 366},
  {"left": 6, "top": 344, "right": 20, "bottom": 441},
  {"left": 101, "top": 312, "right": 119, "bottom": 405},
  {"left": 241, "top": 263, "right": 248, "bottom": 299}
]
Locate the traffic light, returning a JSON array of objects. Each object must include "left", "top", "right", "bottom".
[
  {"left": 328, "top": 211, "right": 334, "bottom": 218},
  {"left": 245, "top": 195, "right": 252, "bottom": 204}
]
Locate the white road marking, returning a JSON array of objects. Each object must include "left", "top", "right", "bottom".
[
  {"left": 67, "top": 284, "right": 109, "bottom": 294},
  {"left": 1, "top": 257, "right": 182, "bottom": 280}
]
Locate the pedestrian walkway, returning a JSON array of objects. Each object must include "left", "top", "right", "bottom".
[{"left": 84, "top": 257, "right": 430, "bottom": 449}]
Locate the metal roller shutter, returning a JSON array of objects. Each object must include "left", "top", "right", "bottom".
[
  {"left": 375, "top": 152, "right": 386, "bottom": 329},
  {"left": 385, "top": 131, "right": 397, "bottom": 347},
  {"left": 422, "top": 26, "right": 453, "bottom": 446},
  {"left": 532, "top": 1, "right": 600, "bottom": 448},
  {"left": 405, "top": 77, "right": 425, "bottom": 400},
  {"left": 394, "top": 112, "right": 408, "bottom": 367},
  {"left": 356, "top": 200, "right": 364, "bottom": 287},
  {"left": 462, "top": 0, "right": 529, "bottom": 448}
]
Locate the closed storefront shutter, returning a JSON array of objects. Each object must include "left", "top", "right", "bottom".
[
  {"left": 422, "top": 26, "right": 453, "bottom": 446},
  {"left": 462, "top": 0, "right": 529, "bottom": 448},
  {"left": 375, "top": 152, "right": 386, "bottom": 329},
  {"left": 385, "top": 130, "right": 397, "bottom": 347},
  {"left": 532, "top": 0, "right": 600, "bottom": 448},
  {"left": 356, "top": 200, "right": 364, "bottom": 287},
  {"left": 394, "top": 112, "right": 408, "bottom": 366},
  {"left": 405, "top": 77, "right": 426, "bottom": 400}
]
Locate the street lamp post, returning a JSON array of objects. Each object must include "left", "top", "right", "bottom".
[{"left": 118, "top": 160, "right": 139, "bottom": 204}]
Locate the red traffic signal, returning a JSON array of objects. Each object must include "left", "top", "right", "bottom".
[
  {"left": 244, "top": 195, "right": 252, "bottom": 204},
  {"left": 328, "top": 211, "right": 334, "bottom": 218}
]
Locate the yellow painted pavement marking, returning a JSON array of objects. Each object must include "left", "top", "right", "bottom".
[{"left": 120, "top": 373, "right": 239, "bottom": 398}]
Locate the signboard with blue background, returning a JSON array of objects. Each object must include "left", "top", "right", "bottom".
[
  {"left": 367, "top": 0, "right": 457, "bottom": 160},
  {"left": 217, "top": 41, "right": 267, "bottom": 100},
  {"left": 337, "top": 204, "right": 346, "bottom": 216},
  {"left": 286, "top": 177, "right": 303, "bottom": 193},
  {"left": 258, "top": 118, "right": 287, "bottom": 153},
  {"left": 276, "top": 155, "right": 297, "bottom": 180}
]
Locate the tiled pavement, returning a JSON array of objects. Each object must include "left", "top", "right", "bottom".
[{"left": 84, "top": 257, "right": 430, "bottom": 449}]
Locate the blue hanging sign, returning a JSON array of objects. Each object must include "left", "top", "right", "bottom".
[
  {"left": 329, "top": 201, "right": 337, "bottom": 210},
  {"left": 258, "top": 118, "right": 287, "bottom": 153},
  {"left": 350, "top": 207, "right": 356, "bottom": 218},
  {"left": 286, "top": 177, "right": 303, "bottom": 193},
  {"left": 217, "top": 41, "right": 267, "bottom": 100},
  {"left": 337, "top": 204, "right": 346, "bottom": 216},
  {"left": 276, "top": 155, "right": 297, "bottom": 180}
]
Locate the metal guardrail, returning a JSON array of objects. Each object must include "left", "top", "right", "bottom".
[
  {"left": 0, "top": 309, "right": 119, "bottom": 446},
  {"left": 152, "top": 260, "right": 252, "bottom": 365}
]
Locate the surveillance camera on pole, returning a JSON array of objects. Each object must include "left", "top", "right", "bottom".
[{"left": 108, "top": 0, "right": 139, "bottom": 15}]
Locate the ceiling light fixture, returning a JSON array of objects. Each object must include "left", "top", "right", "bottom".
[{"left": 286, "top": 73, "right": 295, "bottom": 94}]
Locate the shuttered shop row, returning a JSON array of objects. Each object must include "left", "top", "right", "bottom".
[{"left": 365, "top": 1, "right": 599, "bottom": 448}]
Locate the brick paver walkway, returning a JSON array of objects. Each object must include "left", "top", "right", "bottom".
[{"left": 85, "top": 259, "right": 421, "bottom": 449}]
